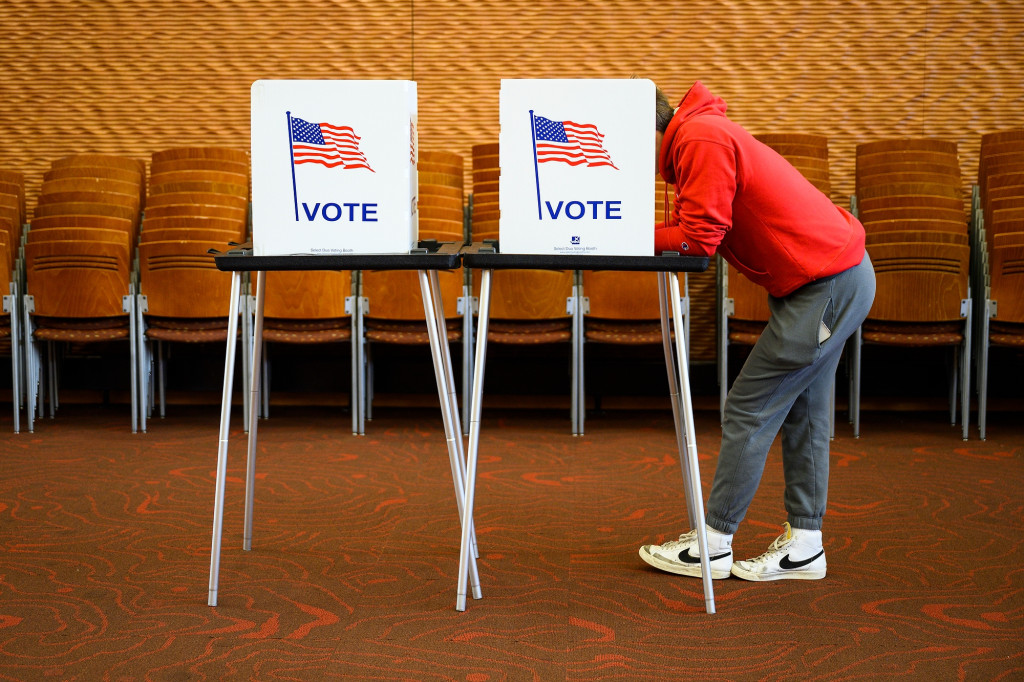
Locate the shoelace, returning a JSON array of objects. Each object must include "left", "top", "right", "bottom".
[
  {"left": 660, "top": 529, "right": 698, "bottom": 550},
  {"left": 746, "top": 531, "right": 794, "bottom": 565}
]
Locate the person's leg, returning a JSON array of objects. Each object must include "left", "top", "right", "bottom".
[
  {"left": 780, "top": 254, "right": 875, "bottom": 531},
  {"left": 730, "top": 255, "right": 875, "bottom": 581},
  {"left": 705, "top": 278, "right": 837, "bottom": 535}
]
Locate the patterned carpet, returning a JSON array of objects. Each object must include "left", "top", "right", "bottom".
[{"left": 0, "top": 403, "right": 1021, "bottom": 680}]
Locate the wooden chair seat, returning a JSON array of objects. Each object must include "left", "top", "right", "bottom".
[
  {"left": 861, "top": 320, "right": 964, "bottom": 346},
  {"left": 142, "top": 318, "right": 231, "bottom": 343},
  {"left": 989, "top": 321, "right": 1024, "bottom": 347},
  {"left": 487, "top": 319, "right": 570, "bottom": 344},
  {"left": 262, "top": 318, "right": 351, "bottom": 344},
  {"left": 30, "top": 316, "right": 130, "bottom": 342},
  {"left": 584, "top": 319, "right": 663, "bottom": 345},
  {"left": 364, "top": 318, "right": 460, "bottom": 344}
]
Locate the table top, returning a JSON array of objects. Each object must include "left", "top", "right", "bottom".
[
  {"left": 211, "top": 240, "right": 464, "bottom": 271},
  {"left": 460, "top": 241, "right": 709, "bottom": 273},
  {"left": 211, "top": 240, "right": 709, "bottom": 273}
]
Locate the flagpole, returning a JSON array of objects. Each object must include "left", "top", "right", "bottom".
[
  {"left": 286, "top": 111, "right": 299, "bottom": 221},
  {"left": 530, "top": 110, "right": 542, "bottom": 220}
]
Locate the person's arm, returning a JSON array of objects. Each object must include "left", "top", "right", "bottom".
[{"left": 654, "top": 138, "right": 736, "bottom": 256}]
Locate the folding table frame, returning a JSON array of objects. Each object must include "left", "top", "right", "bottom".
[
  {"left": 458, "top": 243, "right": 716, "bottom": 614},
  {"left": 206, "top": 241, "right": 482, "bottom": 607}
]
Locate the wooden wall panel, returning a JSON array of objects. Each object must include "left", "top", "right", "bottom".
[{"left": 1, "top": 0, "right": 1020, "bottom": 362}]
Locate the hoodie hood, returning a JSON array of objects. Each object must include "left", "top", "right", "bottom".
[{"left": 658, "top": 81, "right": 729, "bottom": 183}]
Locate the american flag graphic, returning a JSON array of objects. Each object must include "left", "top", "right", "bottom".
[
  {"left": 290, "top": 116, "right": 374, "bottom": 172},
  {"left": 533, "top": 115, "right": 617, "bottom": 169}
]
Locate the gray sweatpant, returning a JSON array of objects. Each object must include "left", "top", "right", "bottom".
[{"left": 707, "top": 253, "right": 876, "bottom": 534}]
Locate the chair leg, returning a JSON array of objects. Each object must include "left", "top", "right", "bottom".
[
  {"left": 158, "top": 340, "right": 167, "bottom": 418},
  {"left": 47, "top": 341, "right": 57, "bottom": 419},
  {"left": 852, "top": 326, "right": 862, "bottom": 439},
  {"left": 978, "top": 304, "right": 990, "bottom": 441},
  {"left": 948, "top": 346, "right": 958, "bottom": 426},
  {"left": 961, "top": 307, "right": 971, "bottom": 441}
]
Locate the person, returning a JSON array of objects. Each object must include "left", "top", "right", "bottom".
[{"left": 639, "top": 81, "right": 876, "bottom": 581}]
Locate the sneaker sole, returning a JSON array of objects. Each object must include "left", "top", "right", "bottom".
[
  {"left": 638, "top": 545, "right": 732, "bottom": 579},
  {"left": 729, "top": 565, "right": 826, "bottom": 581}
]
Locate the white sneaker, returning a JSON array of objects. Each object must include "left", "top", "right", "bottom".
[
  {"left": 639, "top": 527, "right": 733, "bottom": 579},
  {"left": 730, "top": 522, "right": 827, "bottom": 581}
]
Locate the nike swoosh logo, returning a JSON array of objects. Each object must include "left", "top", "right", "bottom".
[
  {"left": 779, "top": 550, "right": 825, "bottom": 570},
  {"left": 679, "top": 548, "right": 730, "bottom": 565}
]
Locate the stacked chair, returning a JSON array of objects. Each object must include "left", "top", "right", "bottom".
[
  {"left": 257, "top": 268, "right": 354, "bottom": 425},
  {"left": 356, "top": 150, "right": 465, "bottom": 433},
  {"left": 580, "top": 177, "right": 682, "bottom": 428},
  {"left": 136, "top": 147, "right": 250, "bottom": 431},
  {"left": 851, "top": 138, "right": 972, "bottom": 439},
  {"left": 973, "top": 128, "right": 1024, "bottom": 439},
  {"left": 719, "top": 133, "right": 832, "bottom": 423},
  {"left": 0, "top": 169, "right": 26, "bottom": 431},
  {"left": 468, "top": 143, "right": 580, "bottom": 433},
  {"left": 23, "top": 154, "right": 145, "bottom": 431}
]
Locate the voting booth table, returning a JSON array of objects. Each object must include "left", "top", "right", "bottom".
[
  {"left": 206, "top": 78, "right": 715, "bottom": 615},
  {"left": 207, "top": 80, "right": 482, "bottom": 607},
  {"left": 453, "top": 79, "right": 714, "bottom": 613}
]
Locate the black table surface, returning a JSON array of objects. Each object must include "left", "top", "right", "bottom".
[
  {"left": 211, "top": 240, "right": 463, "bottom": 272},
  {"left": 460, "top": 241, "right": 709, "bottom": 273},
  {"left": 211, "top": 240, "right": 709, "bottom": 274}
]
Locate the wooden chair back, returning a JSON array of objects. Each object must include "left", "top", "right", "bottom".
[
  {"left": 363, "top": 269, "right": 463, "bottom": 321},
  {"left": 137, "top": 240, "right": 233, "bottom": 318},
  {"left": 989, "top": 244, "right": 1024, "bottom": 323},
  {"left": 25, "top": 240, "right": 131, "bottom": 317},
  {"left": 866, "top": 242, "right": 969, "bottom": 322},
  {"left": 582, "top": 270, "right": 661, "bottom": 320},
  {"left": 264, "top": 270, "right": 352, "bottom": 319}
]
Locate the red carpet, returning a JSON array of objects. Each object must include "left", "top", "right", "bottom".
[{"left": 0, "top": 404, "right": 1021, "bottom": 680}]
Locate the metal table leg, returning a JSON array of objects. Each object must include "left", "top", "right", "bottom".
[
  {"left": 418, "top": 270, "right": 482, "bottom": 603},
  {"left": 660, "top": 271, "right": 715, "bottom": 615},
  {"left": 243, "top": 271, "right": 266, "bottom": 552},
  {"left": 208, "top": 270, "right": 243, "bottom": 607},
  {"left": 456, "top": 268, "right": 492, "bottom": 611}
]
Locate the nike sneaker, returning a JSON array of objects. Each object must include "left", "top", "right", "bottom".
[
  {"left": 730, "top": 522, "right": 826, "bottom": 581},
  {"left": 638, "top": 527, "right": 734, "bottom": 579}
]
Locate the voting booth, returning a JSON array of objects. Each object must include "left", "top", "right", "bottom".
[
  {"left": 498, "top": 78, "right": 655, "bottom": 256},
  {"left": 251, "top": 79, "right": 418, "bottom": 256}
]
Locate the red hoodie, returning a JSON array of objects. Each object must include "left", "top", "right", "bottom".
[{"left": 656, "top": 81, "right": 865, "bottom": 297}]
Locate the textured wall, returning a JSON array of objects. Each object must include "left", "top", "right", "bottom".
[{"left": 1, "top": 0, "right": 1021, "bottom": 359}]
